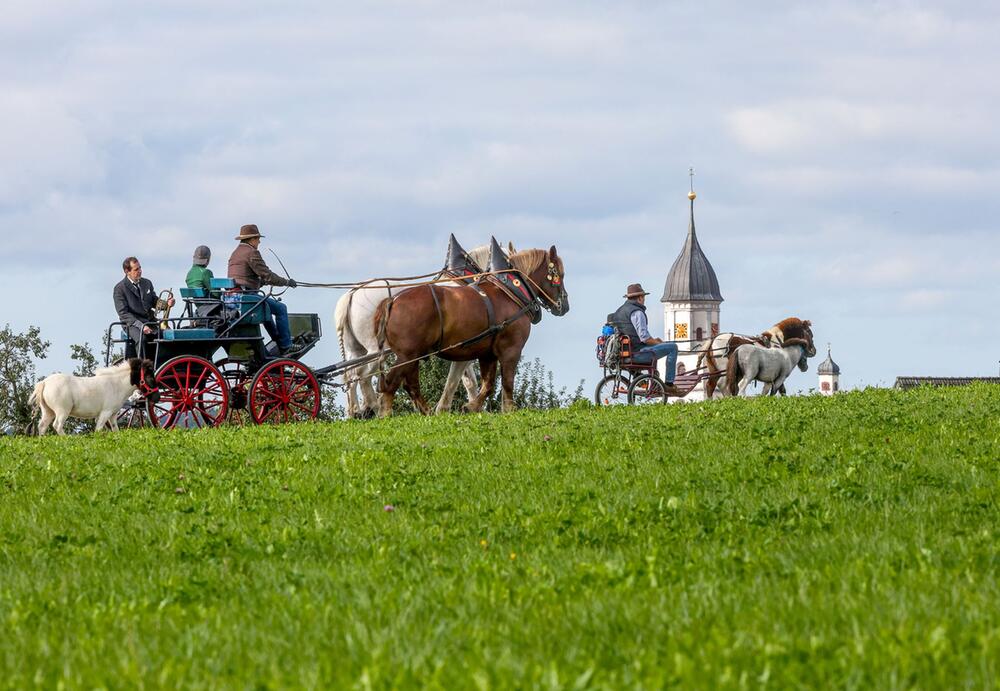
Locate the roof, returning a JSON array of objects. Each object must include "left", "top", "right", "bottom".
[
  {"left": 894, "top": 377, "right": 1000, "bottom": 390},
  {"left": 661, "top": 197, "right": 723, "bottom": 303},
  {"left": 817, "top": 348, "right": 840, "bottom": 375}
]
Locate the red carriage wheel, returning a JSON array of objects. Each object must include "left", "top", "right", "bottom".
[
  {"left": 248, "top": 359, "right": 321, "bottom": 424},
  {"left": 147, "top": 356, "right": 229, "bottom": 429}
]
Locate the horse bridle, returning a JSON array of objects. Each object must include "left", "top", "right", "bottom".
[{"left": 521, "top": 261, "right": 565, "bottom": 313}]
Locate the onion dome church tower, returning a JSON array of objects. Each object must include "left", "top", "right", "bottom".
[
  {"left": 661, "top": 170, "right": 723, "bottom": 401},
  {"left": 817, "top": 345, "right": 841, "bottom": 395}
]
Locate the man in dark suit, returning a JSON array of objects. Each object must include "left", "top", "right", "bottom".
[{"left": 113, "top": 256, "right": 175, "bottom": 359}]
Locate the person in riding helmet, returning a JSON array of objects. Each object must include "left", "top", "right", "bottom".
[
  {"left": 185, "top": 245, "right": 214, "bottom": 292},
  {"left": 608, "top": 283, "right": 683, "bottom": 396}
]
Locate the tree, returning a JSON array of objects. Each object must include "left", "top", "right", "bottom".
[
  {"left": 0, "top": 325, "right": 50, "bottom": 435},
  {"left": 71, "top": 342, "right": 100, "bottom": 377}
]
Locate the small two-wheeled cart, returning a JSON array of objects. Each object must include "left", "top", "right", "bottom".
[
  {"left": 593, "top": 326, "right": 700, "bottom": 405},
  {"left": 105, "top": 278, "right": 376, "bottom": 429}
]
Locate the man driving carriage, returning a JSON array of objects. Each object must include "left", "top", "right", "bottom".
[
  {"left": 113, "top": 256, "right": 176, "bottom": 359},
  {"left": 608, "top": 283, "right": 683, "bottom": 397},
  {"left": 227, "top": 224, "right": 299, "bottom": 355}
]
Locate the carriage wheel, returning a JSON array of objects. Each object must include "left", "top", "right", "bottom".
[
  {"left": 116, "top": 401, "right": 147, "bottom": 429},
  {"left": 215, "top": 358, "right": 252, "bottom": 426},
  {"left": 249, "top": 359, "right": 321, "bottom": 424},
  {"left": 147, "top": 356, "right": 229, "bottom": 429},
  {"left": 627, "top": 374, "right": 668, "bottom": 405},
  {"left": 594, "top": 374, "right": 630, "bottom": 406}
]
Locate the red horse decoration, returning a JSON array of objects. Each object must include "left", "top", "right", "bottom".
[{"left": 374, "top": 246, "right": 569, "bottom": 415}]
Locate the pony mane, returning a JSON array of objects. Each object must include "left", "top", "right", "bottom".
[
  {"left": 774, "top": 317, "right": 811, "bottom": 340},
  {"left": 94, "top": 361, "right": 131, "bottom": 376},
  {"left": 509, "top": 248, "right": 560, "bottom": 276}
]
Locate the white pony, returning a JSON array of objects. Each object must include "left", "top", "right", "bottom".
[
  {"left": 726, "top": 340, "right": 810, "bottom": 397},
  {"left": 30, "top": 359, "right": 157, "bottom": 435},
  {"left": 334, "top": 241, "right": 514, "bottom": 417}
]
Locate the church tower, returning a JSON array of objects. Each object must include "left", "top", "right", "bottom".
[
  {"left": 817, "top": 345, "right": 841, "bottom": 395},
  {"left": 661, "top": 171, "right": 723, "bottom": 401}
]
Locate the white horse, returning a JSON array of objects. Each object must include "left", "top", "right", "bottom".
[
  {"left": 30, "top": 359, "right": 157, "bottom": 435},
  {"left": 334, "top": 242, "right": 515, "bottom": 417},
  {"left": 726, "top": 340, "right": 810, "bottom": 397}
]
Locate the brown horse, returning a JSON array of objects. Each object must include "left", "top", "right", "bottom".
[{"left": 373, "top": 246, "right": 569, "bottom": 415}]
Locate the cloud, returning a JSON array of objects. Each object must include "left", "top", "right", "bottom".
[{"left": 2, "top": 1, "right": 1000, "bottom": 391}]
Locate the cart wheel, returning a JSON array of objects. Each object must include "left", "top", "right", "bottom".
[
  {"left": 249, "top": 359, "right": 321, "bottom": 424},
  {"left": 215, "top": 358, "right": 252, "bottom": 425},
  {"left": 147, "top": 356, "right": 229, "bottom": 429},
  {"left": 594, "top": 374, "right": 631, "bottom": 406},
  {"left": 116, "top": 400, "right": 147, "bottom": 429},
  {"left": 627, "top": 374, "right": 668, "bottom": 405}
]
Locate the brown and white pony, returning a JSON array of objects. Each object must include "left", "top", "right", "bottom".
[
  {"left": 374, "top": 246, "right": 569, "bottom": 415},
  {"left": 696, "top": 318, "right": 817, "bottom": 398},
  {"left": 726, "top": 323, "right": 816, "bottom": 396}
]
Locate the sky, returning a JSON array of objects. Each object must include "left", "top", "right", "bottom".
[{"left": 2, "top": 0, "right": 999, "bottom": 395}]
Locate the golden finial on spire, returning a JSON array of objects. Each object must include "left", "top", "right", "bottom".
[{"left": 688, "top": 166, "right": 696, "bottom": 200}]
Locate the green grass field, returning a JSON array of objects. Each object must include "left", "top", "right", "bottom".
[{"left": 2, "top": 386, "right": 999, "bottom": 689}]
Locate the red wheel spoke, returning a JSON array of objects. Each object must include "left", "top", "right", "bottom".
[
  {"left": 190, "top": 365, "right": 210, "bottom": 392},
  {"left": 261, "top": 403, "right": 283, "bottom": 423}
]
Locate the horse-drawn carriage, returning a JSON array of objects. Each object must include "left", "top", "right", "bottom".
[
  {"left": 593, "top": 326, "right": 705, "bottom": 405},
  {"left": 105, "top": 278, "right": 356, "bottom": 429}
]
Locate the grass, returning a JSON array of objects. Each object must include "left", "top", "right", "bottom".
[{"left": 1, "top": 385, "right": 999, "bottom": 689}]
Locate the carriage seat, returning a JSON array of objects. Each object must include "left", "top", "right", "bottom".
[
  {"left": 162, "top": 328, "right": 217, "bottom": 340},
  {"left": 623, "top": 349, "right": 656, "bottom": 366}
]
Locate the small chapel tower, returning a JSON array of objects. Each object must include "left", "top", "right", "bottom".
[
  {"left": 818, "top": 345, "right": 841, "bottom": 395},
  {"left": 661, "top": 170, "right": 723, "bottom": 401}
]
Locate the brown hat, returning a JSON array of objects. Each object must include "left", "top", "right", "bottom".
[
  {"left": 235, "top": 224, "right": 264, "bottom": 241},
  {"left": 624, "top": 283, "right": 650, "bottom": 298}
]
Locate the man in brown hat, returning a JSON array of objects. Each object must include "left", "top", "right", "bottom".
[
  {"left": 228, "top": 224, "right": 298, "bottom": 354},
  {"left": 607, "top": 283, "right": 682, "bottom": 395}
]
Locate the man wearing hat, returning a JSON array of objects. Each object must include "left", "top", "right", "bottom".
[
  {"left": 185, "top": 245, "right": 214, "bottom": 291},
  {"left": 228, "top": 224, "right": 298, "bottom": 355},
  {"left": 607, "top": 283, "right": 682, "bottom": 395}
]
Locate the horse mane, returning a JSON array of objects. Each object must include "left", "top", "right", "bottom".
[
  {"left": 773, "top": 317, "right": 811, "bottom": 340},
  {"left": 509, "top": 248, "right": 560, "bottom": 276},
  {"left": 93, "top": 361, "right": 132, "bottom": 376}
]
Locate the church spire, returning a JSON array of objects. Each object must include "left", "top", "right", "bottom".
[{"left": 661, "top": 168, "right": 723, "bottom": 303}]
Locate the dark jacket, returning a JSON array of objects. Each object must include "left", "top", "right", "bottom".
[
  {"left": 113, "top": 276, "right": 160, "bottom": 344},
  {"left": 227, "top": 242, "right": 289, "bottom": 290},
  {"left": 608, "top": 299, "right": 647, "bottom": 348}
]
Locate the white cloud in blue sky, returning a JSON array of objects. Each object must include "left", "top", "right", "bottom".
[{"left": 2, "top": 1, "right": 999, "bottom": 391}]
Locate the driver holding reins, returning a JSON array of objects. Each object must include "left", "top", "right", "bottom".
[
  {"left": 608, "top": 283, "right": 683, "bottom": 396},
  {"left": 227, "top": 224, "right": 299, "bottom": 356}
]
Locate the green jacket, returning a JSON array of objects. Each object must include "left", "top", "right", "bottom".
[{"left": 185, "top": 265, "right": 214, "bottom": 292}]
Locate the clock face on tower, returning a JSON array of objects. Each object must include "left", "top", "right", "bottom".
[{"left": 675, "top": 323, "right": 688, "bottom": 339}]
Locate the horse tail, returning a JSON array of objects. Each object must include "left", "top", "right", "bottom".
[
  {"left": 726, "top": 349, "right": 743, "bottom": 397},
  {"left": 334, "top": 290, "right": 354, "bottom": 361},
  {"left": 28, "top": 380, "right": 43, "bottom": 409},
  {"left": 696, "top": 337, "right": 716, "bottom": 370},
  {"left": 374, "top": 296, "right": 394, "bottom": 352}
]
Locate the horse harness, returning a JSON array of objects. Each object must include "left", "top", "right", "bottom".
[{"left": 426, "top": 267, "right": 541, "bottom": 353}]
